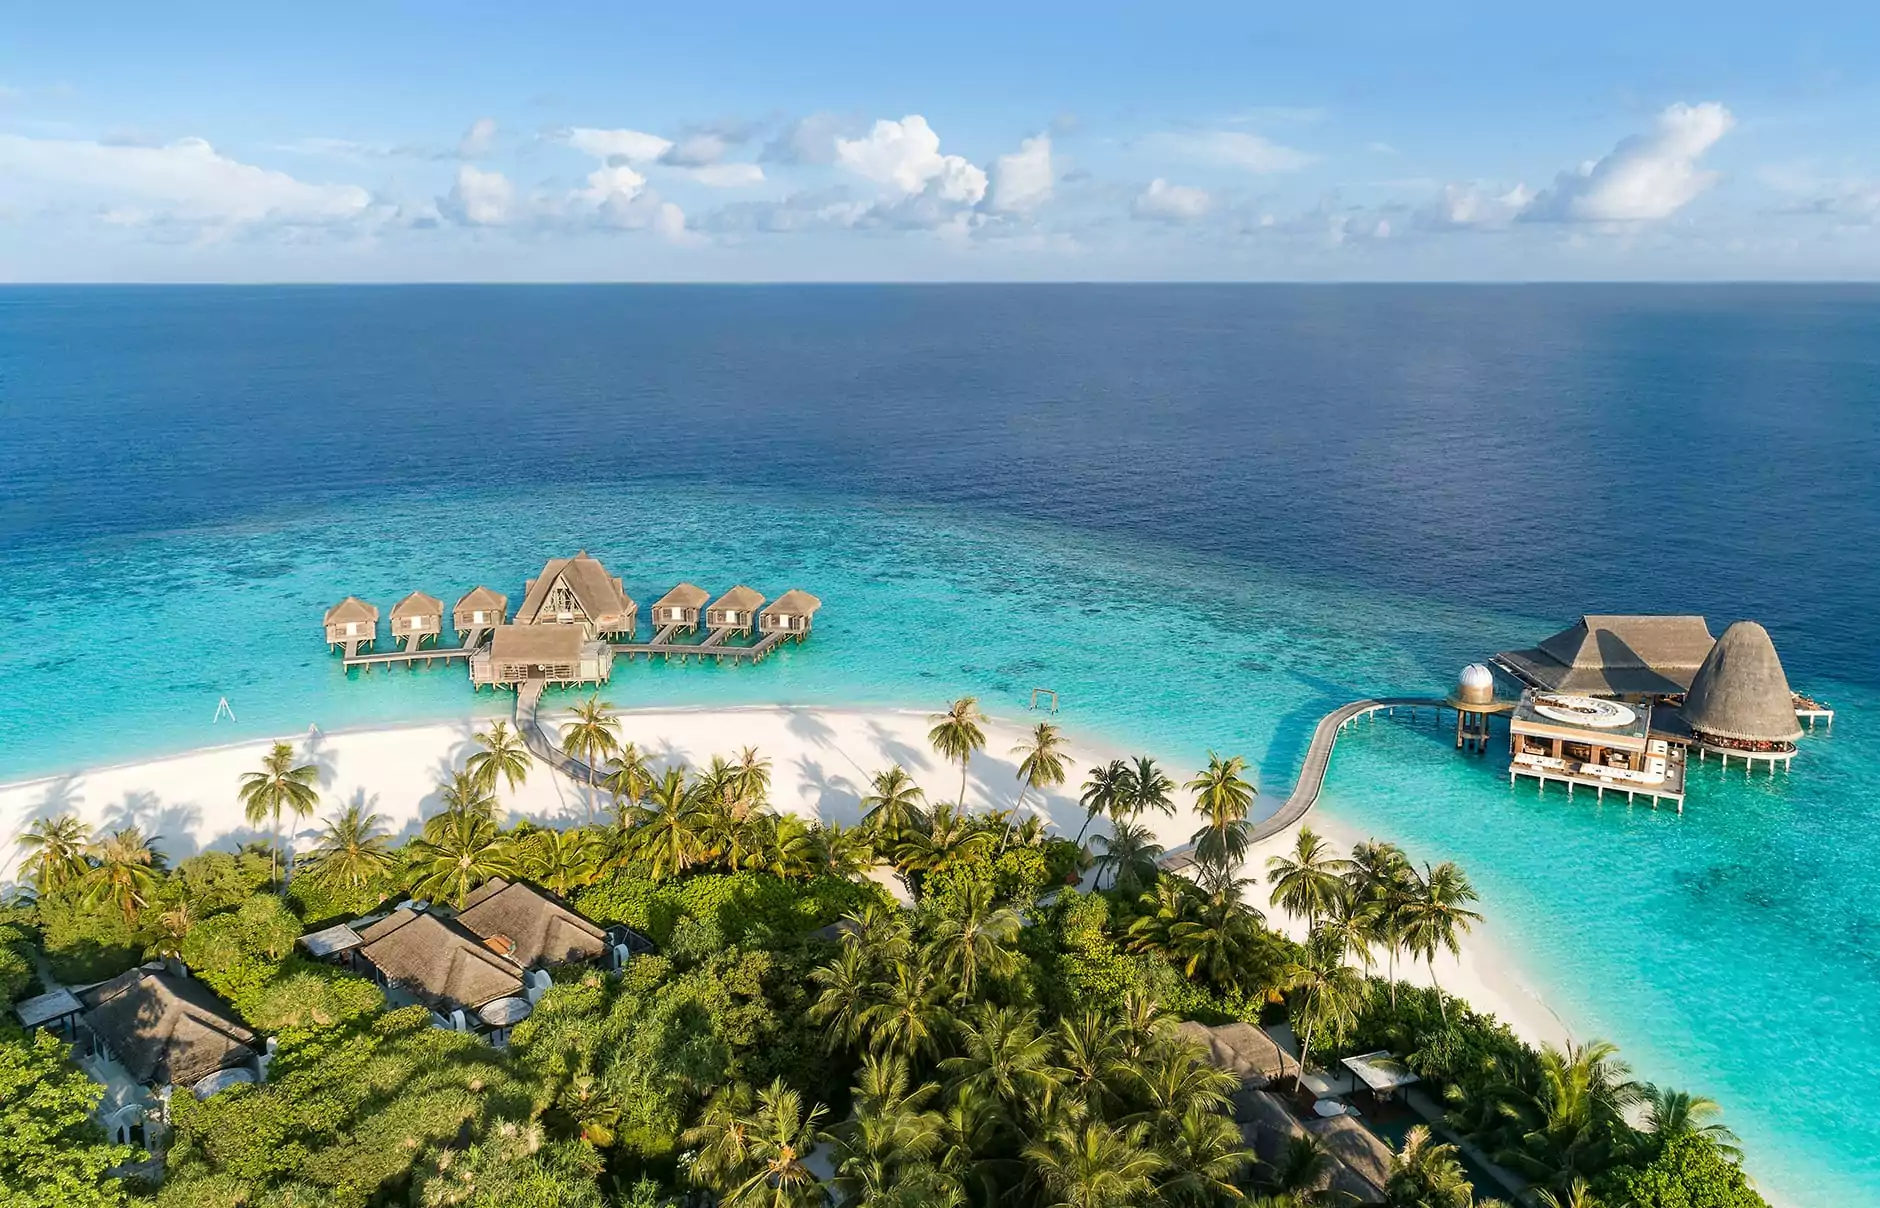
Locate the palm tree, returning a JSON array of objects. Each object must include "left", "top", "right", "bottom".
[
  {"left": 683, "top": 1085, "right": 758, "bottom": 1197},
  {"left": 1384, "top": 1124, "right": 1475, "bottom": 1208},
  {"left": 732, "top": 746, "right": 773, "bottom": 813},
  {"left": 1266, "top": 827, "right": 1351, "bottom": 931},
  {"left": 896, "top": 802, "right": 996, "bottom": 885},
  {"left": 17, "top": 814, "right": 91, "bottom": 896},
  {"left": 1022, "top": 1118, "right": 1164, "bottom": 1208},
  {"left": 831, "top": 1054, "right": 950, "bottom": 1207},
  {"left": 1157, "top": 1101, "right": 1248, "bottom": 1206},
  {"left": 1498, "top": 1039, "right": 1644, "bottom": 1192},
  {"left": 940, "top": 1004, "right": 1060, "bottom": 1125},
  {"left": 861, "top": 960, "right": 953, "bottom": 1063},
  {"left": 237, "top": 740, "right": 320, "bottom": 885},
  {"left": 810, "top": 822, "right": 874, "bottom": 880},
  {"left": 1089, "top": 821, "right": 1162, "bottom": 897},
  {"left": 600, "top": 742, "right": 654, "bottom": 831},
  {"left": 521, "top": 826, "right": 603, "bottom": 897},
  {"left": 637, "top": 767, "right": 708, "bottom": 882},
  {"left": 1054, "top": 1011, "right": 1131, "bottom": 1118},
  {"left": 1126, "top": 1041, "right": 1238, "bottom": 1133},
  {"left": 435, "top": 769, "right": 499, "bottom": 825},
  {"left": 1260, "top": 1135, "right": 1334, "bottom": 1203},
  {"left": 1077, "top": 760, "right": 1129, "bottom": 845},
  {"left": 1532, "top": 1177, "right": 1600, "bottom": 1208},
  {"left": 928, "top": 697, "right": 987, "bottom": 808},
  {"left": 762, "top": 814, "right": 819, "bottom": 880},
  {"left": 559, "top": 694, "right": 621, "bottom": 822},
  {"left": 1186, "top": 753, "right": 1257, "bottom": 875},
  {"left": 82, "top": 826, "right": 164, "bottom": 922},
  {"left": 1347, "top": 839, "right": 1417, "bottom": 1001},
  {"left": 1122, "top": 755, "right": 1176, "bottom": 821},
  {"left": 1168, "top": 873, "right": 1271, "bottom": 993},
  {"left": 861, "top": 766, "right": 929, "bottom": 844},
  {"left": 810, "top": 945, "right": 878, "bottom": 1051},
  {"left": 405, "top": 811, "right": 515, "bottom": 906},
  {"left": 1013, "top": 722, "right": 1069, "bottom": 812},
  {"left": 1641, "top": 1084, "right": 1741, "bottom": 1160},
  {"left": 1279, "top": 929, "right": 1366, "bottom": 1090},
  {"left": 305, "top": 803, "right": 393, "bottom": 889},
  {"left": 1400, "top": 860, "right": 1483, "bottom": 1024},
  {"left": 1318, "top": 889, "right": 1380, "bottom": 977},
  {"left": 727, "top": 1079, "right": 828, "bottom": 1208},
  {"left": 924, "top": 880, "right": 1022, "bottom": 1001},
  {"left": 466, "top": 719, "right": 533, "bottom": 804}
]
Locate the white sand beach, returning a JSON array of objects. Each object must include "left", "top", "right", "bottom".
[{"left": 0, "top": 704, "right": 1567, "bottom": 1050}]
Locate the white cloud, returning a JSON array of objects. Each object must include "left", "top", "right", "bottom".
[
  {"left": 763, "top": 113, "right": 850, "bottom": 165},
  {"left": 1132, "top": 178, "right": 1212, "bottom": 223},
  {"left": 458, "top": 117, "right": 497, "bottom": 159},
  {"left": 1155, "top": 130, "right": 1315, "bottom": 173},
  {"left": 836, "top": 115, "right": 986, "bottom": 203},
  {"left": 0, "top": 133, "right": 372, "bottom": 227},
  {"left": 564, "top": 126, "right": 672, "bottom": 163},
  {"left": 661, "top": 132, "right": 729, "bottom": 167},
  {"left": 988, "top": 134, "right": 1054, "bottom": 214},
  {"left": 449, "top": 165, "right": 513, "bottom": 225},
  {"left": 685, "top": 162, "right": 766, "bottom": 188},
  {"left": 1527, "top": 102, "right": 1734, "bottom": 223},
  {"left": 1429, "top": 181, "right": 1535, "bottom": 229},
  {"left": 578, "top": 162, "right": 649, "bottom": 212}
]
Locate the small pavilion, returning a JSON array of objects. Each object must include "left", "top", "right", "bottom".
[
  {"left": 760, "top": 589, "right": 824, "bottom": 641},
  {"left": 1679, "top": 620, "right": 1804, "bottom": 771},
  {"left": 322, "top": 597, "right": 380, "bottom": 655},
  {"left": 649, "top": 582, "right": 711, "bottom": 636},
  {"left": 706, "top": 585, "right": 766, "bottom": 635},
  {"left": 472, "top": 624, "right": 613, "bottom": 688},
  {"left": 389, "top": 591, "right": 444, "bottom": 651},
  {"left": 514, "top": 551, "right": 636, "bottom": 639},
  {"left": 452, "top": 586, "right": 508, "bottom": 647}
]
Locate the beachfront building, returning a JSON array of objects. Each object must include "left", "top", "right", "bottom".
[
  {"left": 1508, "top": 691, "right": 1687, "bottom": 807},
  {"left": 649, "top": 582, "right": 710, "bottom": 636},
  {"left": 453, "top": 876, "right": 616, "bottom": 970},
  {"left": 514, "top": 551, "right": 636, "bottom": 639},
  {"left": 1680, "top": 621, "right": 1804, "bottom": 770},
  {"left": 1494, "top": 614, "right": 1718, "bottom": 700},
  {"left": 389, "top": 591, "right": 444, "bottom": 651},
  {"left": 452, "top": 585, "right": 508, "bottom": 648},
  {"left": 705, "top": 585, "right": 766, "bottom": 636},
  {"left": 471, "top": 624, "right": 613, "bottom": 688},
  {"left": 322, "top": 596, "right": 380, "bottom": 655},
  {"left": 352, "top": 904, "right": 532, "bottom": 1040},
  {"left": 760, "top": 589, "right": 823, "bottom": 640}
]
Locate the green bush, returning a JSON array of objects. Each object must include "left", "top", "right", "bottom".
[
  {"left": 1599, "top": 1135, "right": 1770, "bottom": 1208},
  {"left": 1038, "top": 889, "right": 1252, "bottom": 1023},
  {"left": 0, "top": 1030, "right": 140, "bottom": 1208},
  {"left": 578, "top": 870, "right": 879, "bottom": 948},
  {"left": 36, "top": 893, "right": 140, "bottom": 985},
  {"left": 1346, "top": 979, "right": 1533, "bottom": 1098},
  {"left": 0, "top": 912, "right": 39, "bottom": 1012}
]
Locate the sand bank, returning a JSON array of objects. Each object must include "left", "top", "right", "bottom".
[{"left": 0, "top": 704, "right": 1567, "bottom": 1050}]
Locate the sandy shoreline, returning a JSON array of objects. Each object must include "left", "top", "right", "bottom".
[{"left": 0, "top": 704, "right": 1569, "bottom": 1051}]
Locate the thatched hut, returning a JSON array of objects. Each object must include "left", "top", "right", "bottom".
[
  {"left": 514, "top": 551, "right": 636, "bottom": 639},
  {"left": 706, "top": 585, "right": 766, "bottom": 635},
  {"left": 452, "top": 586, "right": 508, "bottom": 646},
  {"left": 1172, "top": 1020, "right": 1301, "bottom": 1089},
  {"left": 1681, "top": 620, "right": 1803, "bottom": 765},
  {"left": 322, "top": 596, "right": 379, "bottom": 652},
  {"left": 353, "top": 906, "right": 524, "bottom": 1018},
  {"left": 389, "top": 591, "right": 444, "bottom": 651},
  {"left": 760, "top": 589, "right": 823, "bottom": 641},
  {"left": 650, "top": 583, "right": 710, "bottom": 635},
  {"left": 454, "top": 877, "right": 609, "bottom": 969},
  {"left": 79, "top": 966, "right": 262, "bottom": 1097},
  {"left": 471, "top": 624, "right": 613, "bottom": 688},
  {"left": 1496, "top": 615, "right": 1717, "bottom": 698}
]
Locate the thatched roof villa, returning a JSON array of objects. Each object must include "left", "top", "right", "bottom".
[
  {"left": 452, "top": 586, "right": 508, "bottom": 645},
  {"left": 454, "top": 876, "right": 610, "bottom": 969},
  {"left": 471, "top": 624, "right": 613, "bottom": 687},
  {"left": 79, "top": 965, "right": 262, "bottom": 1097},
  {"left": 1495, "top": 614, "right": 1718, "bottom": 698},
  {"left": 353, "top": 906, "right": 524, "bottom": 1020},
  {"left": 322, "top": 596, "right": 379, "bottom": 651},
  {"left": 1172, "top": 1020, "right": 1301, "bottom": 1089},
  {"left": 1681, "top": 620, "right": 1804, "bottom": 764},
  {"left": 389, "top": 591, "right": 444, "bottom": 650},
  {"left": 760, "top": 589, "right": 823, "bottom": 640},
  {"left": 515, "top": 551, "right": 636, "bottom": 638},
  {"left": 706, "top": 585, "right": 766, "bottom": 634},
  {"left": 650, "top": 582, "right": 711, "bottom": 635}
]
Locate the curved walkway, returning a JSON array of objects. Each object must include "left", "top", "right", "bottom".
[
  {"left": 514, "top": 679, "right": 599, "bottom": 783},
  {"left": 1162, "top": 696, "right": 1449, "bottom": 868}
]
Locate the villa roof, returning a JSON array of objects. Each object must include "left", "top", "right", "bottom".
[
  {"left": 1173, "top": 1020, "right": 1300, "bottom": 1087},
  {"left": 13, "top": 987, "right": 83, "bottom": 1029},
  {"left": 1303, "top": 1113, "right": 1392, "bottom": 1203},
  {"left": 762, "top": 589, "right": 823, "bottom": 617},
  {"left": 1497, "top": 614, "right": 1717, "bottom": 696},
  {"left": 390, "top": 591, "right": 443, "bottom": 619},
  {"left": 355, "top": 908, "right": 524, "bottom": 1013},
  {"left": 1681, "top": 621, "right": 1803, "bottom": 744},
  {"left": 298, "top": 922, "right": 365, "bottom": 958},
  {"left": 515, "top": 552, "right": 633, "bottom": 625},
  {"left": 488, "top": 624, "right": 585, "bottom": 664},
  {"left": 324, "top": 596, "right": 379, "bottom": 626},
  {"left": 708, "top": 585, "right": 766, "bottom": 613},
  {"left": 80, "top": 967, "right": 258, "bottom": 1090},
  {"left": 652, "top": 582, "right": 711, "bottom": 610},
  {"left": 454, "top": 877, "right": 608, "bottom": 969},
  {"left": 454, "top": 585, "right": 509, "bottom": 616}
]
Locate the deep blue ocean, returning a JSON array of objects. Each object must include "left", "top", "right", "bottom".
[{"left": 1, "top": 285, "right": 1876, "bottom": 1204}]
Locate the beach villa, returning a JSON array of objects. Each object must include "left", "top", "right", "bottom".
[
  {"left": 705, "top": 584, "right": 766, "bottom": 636},
  {"left": 649, "top": 582, "right": 710, "bottom": 636},
  {"left": 760, "top": 588, "right": 824, "bottom": 640}
]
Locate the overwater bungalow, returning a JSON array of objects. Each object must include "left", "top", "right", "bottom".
[
  {"left": 760, "top": 589, "right": 823, "bottom": 640},
  {"left": 322, "top": 596, "right": 380, "bottom": 654},
  {"left": 353, "top": 905, "right": 528, "bottom": 1036},
  {"left": 514, "top": 551, "right": 636, "bottom": 639},
  {"left": 649, "top": 582, "right": 710, "bottom": 636},
  {"left": 453, "top": 876, "right": 633, "bottom": 969},
  {"left": 1494, "top": 614, "right": 1718, "bottom": 700},
  {"left": 1508, "top": 691, "right": 1687, "bottom": 807},
  {"left": 705, "top": 585, "right": 766, "bottom": 635},
  {"left": 452, "top": 586, "right": 508, "bottom": 647},
  {"left": 1680, "top": 621, "right": 1804, "bottom": 769},
  {"left": 389, "top": 591, "right": 444, "bottom": 651},
  {"left": 471, "top": 624, "right": 613, "bottom": 688}
]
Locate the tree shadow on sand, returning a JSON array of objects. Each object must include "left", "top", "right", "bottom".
[{"left": 98, "top": 789, "right": 204, "bottom": 861}]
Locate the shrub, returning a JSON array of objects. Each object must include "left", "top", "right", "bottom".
[
  {"left": 1599, "top": 1135, "right": 1770, "bottom": 1208},
  {"left": 0, "top": 911, "right": 39, "bottom": 1012},
  {"left": 36, "top": 893, "right": 139, "bottom": 985},
  {"left": 578, "top": 870, "right": 879, "bottom": 948}
]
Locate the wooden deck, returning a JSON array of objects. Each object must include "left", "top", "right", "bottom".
[{"left": 609, "top": 631, "right": 788, "bottom": 663}]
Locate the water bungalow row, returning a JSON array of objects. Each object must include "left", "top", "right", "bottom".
[{"left": 320, "top": 551, "right": 822, "bottom": 688}]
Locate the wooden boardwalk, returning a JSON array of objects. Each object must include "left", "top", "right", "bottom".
[
  {"left": 342, "top": 644, "right": 474, "bottom": 669},
  {"left": 1161, "top": 697, "right": 1448, "bottom": 870},
  {"left": 609, "top": 631, "right": 788, "bottom": 663}
]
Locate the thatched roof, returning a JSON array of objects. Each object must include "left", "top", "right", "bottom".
[
  {"left": 489, "top": 624, "right": 585, "bottom": 664},
  {"left": 455, "top": 877, "right": 608, "bottom": 969},
  {"left": 453, "top": 586, "right": 508, "bottom": 618},
  {"left": 80, "top": 967, "right": 258, "bottom": 1090},
  {"left": 355, "top": 908, "right": 524, "bottom": 1013},
  {"left": 324, "top": 596, "right": 379, "bottom": 626},
  {"left": 1497, "top": 614, "right": 1716, "bottom": 696},
  {"left": 515, "top": 552, "right": 634, "bottom": 625},
  {"left": 1681, "top": 621, "right": 1802, "bottom": 743},
  {"left": 1172, "top": 1020, "right": 1301, "bottom": 1087},
  {"left": 709, "top": 585, "right": 766, "bottom": 613},
  {"left": 1236, "top": 1089, "right": 1307, "bottom": 1161},
  {"left": 1303, "top": 1113, "right": 1392, "bottom": 1202},
  {"left": 390, "top": 591, "right": 443, "bottom": 620},
  {"left": 652, "top": 582, "right": 710, "bottom": 610},
  {"left": 763, "top": 589, "right": 823, "bottom": 618}
]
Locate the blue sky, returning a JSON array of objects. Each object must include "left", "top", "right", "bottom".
[{"left": 4, "top": 2, "right": 1879, "bottom": 281}]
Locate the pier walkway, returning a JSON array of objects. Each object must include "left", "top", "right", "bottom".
[
  {"left": 515, "top": 679, "right": 598, "bottom": 784},
  {"left": 609, "top": 631, "right": 787, "bottom": 663},
  {"left": 1161, "top": 697, "right": 1448, "bottom": 870}
]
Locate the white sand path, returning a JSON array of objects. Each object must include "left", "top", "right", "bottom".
[{"left": 0, "top": 705, "right": 1567, "bottom": 1050}]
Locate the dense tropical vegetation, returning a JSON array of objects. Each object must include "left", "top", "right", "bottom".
[{"left": 0, "top": 704, "right": 1767, "bottom": 1208}]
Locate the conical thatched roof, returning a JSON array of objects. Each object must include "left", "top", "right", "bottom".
[
  {"left": 709, "top": 585, "right": 766, "bottom": 613},
  {"left": 390, "top": 591, "right": 443, "bottom": 620},
  {"left": 323, "top": 596, "right": 379, "bottom": 625},
  {"left": 1682, "top": 621, "right": 1802, "bottom": 744},
  {"left": 453, "top": 585, "right": 508, "bottom": 617},
  {"left": 763, "top": 589, "right": 823, "bottom": 617},
  {"left": 653, "top": 582, "right": 710, "bottom": 610}
]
